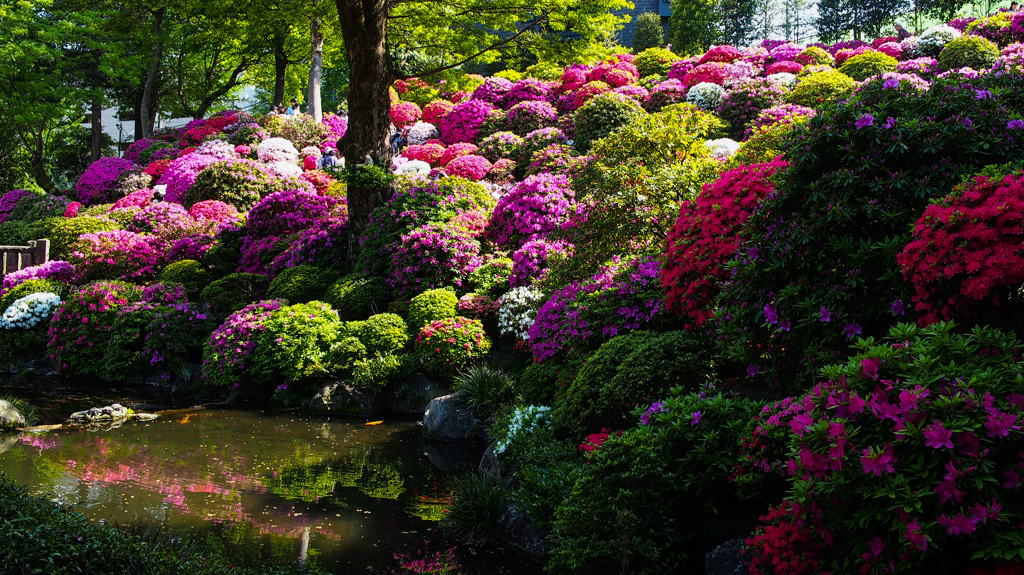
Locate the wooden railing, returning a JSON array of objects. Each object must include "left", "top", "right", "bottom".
[{"left": 0, "top": 239, "right": 49, "bottom": 275}]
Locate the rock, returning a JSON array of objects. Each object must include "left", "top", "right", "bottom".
[
  {"left": 0, "top": 435, "right": 19, "bottom": 454},
  {"left": 68, "top": 403, "right": 130, "bottom": 424},
  {"left": 421, "top": 394, "right": 476, "bottom": 441},
  {"left": 308, "top": 381, "right": 385, "bottom": 417},
  {"left": 0, "top": 400, "right": 26, "bottom": 430},
  {"left": 706, "top": 539, "right": 749, "bottom": 575},
  {"left": 496, "top": 504, "right": 550, "bottom": 559},
  {"left": 479, "top": 443, "right": 508, "bottom": 482},
  {"left": 387, "top": 373, "right": 450, "bottom": 415},
  {"left": 424, "top": 441, "right": 482, "bottom": 472},
  {"left": 134, "top": 413, "right": 159, "bottom": 422}
]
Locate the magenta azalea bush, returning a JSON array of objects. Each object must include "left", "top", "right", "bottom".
[
  {"left": 487, "top": 173, "right": 573, "bottom": 249},
  {"left": 389, "top": 222, "right": 482, "bottom": 296},
  {"left": 47, "top": 281, "right": 142, "bottom": 376},
  {"left": 76, "top": 157, "right": 135, "bottom": 205},
  {"left": 511, "top": 238, "right": 573, "bottom": 287},
  {"left": 69, "top": 230, "right": 166, "bottom": 283},
  {"left": 445, "top": 155, "right": 492, "bottom": 181},
  {"left": 439, "top": 100, "right": 494, "bottom": 144},
  {"left": 158, "top": 153, "right": 223, "bottom": 204},
  {"left": 202, "top": 299, "right": 285, "bottom": 389},
  {"left": 2, "top": 260, "right": 76, "bottom": 293}
]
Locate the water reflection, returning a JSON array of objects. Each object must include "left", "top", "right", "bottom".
[{"left": 0, "top": 408, "right": 533, "bottom": 574}]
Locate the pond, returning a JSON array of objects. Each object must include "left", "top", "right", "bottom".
[{"left": 0, "top": 386, "right": 538, "bottom": 574}]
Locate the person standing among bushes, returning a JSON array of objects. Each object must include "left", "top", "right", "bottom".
[{"left": 895, "top": 22, "right": 911, "bottom": 40}]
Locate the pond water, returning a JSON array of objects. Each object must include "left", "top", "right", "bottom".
[{"left": 0, "top": 386, "right": 539, "bottom": 574}]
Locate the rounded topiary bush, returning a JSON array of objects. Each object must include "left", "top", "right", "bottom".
[
  {"left": 787, "top": 69, "right": 857, "bottom": 109},
  {"left": 28, "top": 216, "right": 119, "bottom": 260},
  {"left": 184, "top": 160, "right": 275, "bottom": 211},
  {"left": 415, "top": 316, "right": 490, "bottom": 380},
  {"left": 322, "top": 274, "right": 392, "bottom": 321},
  {"left": 266, "top": 265, "right": 336, "bottom": 304},
  {"left": 937, "top": 35, "right": 1000, "bottom": 71},
  {"left": 76, "top": 157, "right": 135, "bottom": 205},
  {"left": 477, "top": 131, "right": 524, "bottom": 163},
  {"left": 356, "top": 313, "right": 409, "bottom": 356},
  {"left": 158, "top": 259, "right": 209, "bottom": 299},
  {"left": 795, "top": 46, "right": 833, "bottom": 66},
  {"left": 838, "top": 51, "right": 898, "bottom": 81},
  {"left": 199, "top": 272, "right": 270, "bottom": 314},
  {"left": 251, "top": 301, "right": 340, "bottom": 384},
  {"left": 388, "top": 222, "right": 482, "bottom": 296},
  {"left": 572, "top": 92, "right": 643, "bottom": 153},
  {"left": 633, "top": 47, "right": 681, "bottom": 77},
  {"left": 407, "top": 288, "right": 458, "bottom": 331}
]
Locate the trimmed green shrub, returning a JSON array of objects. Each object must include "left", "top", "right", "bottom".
[
  {"left": 837, "top": 51, "right": 898, "bottom": 81},
  {"left": 787, "top": 69, "right": 856, "bottom": 109},
  {"left": 795, "top": 45, "right": 833, "bottom": 66},
  {"left": 356, "top": 313, "right": 409, "bottom": 356},
  {"left": 322, "top": 274, "right": 391, "bottom": 321},
  {"left": 158, "top": 260, "right": 209, "bottom": 299},
  {"left": 199, "top": 273, "right": 269, "bottom": 314},
  {"left": 547, "top": 391, "right": 764, "bottom": 574},
  {"left": 101, "top": 301, "right": 160, "bottom": 381},
  {"left": 937, "top": 35, "right": 1000, "bottom": 71},
  {"left": 0, "top": 221, "right": 30, "bottom": 246},
  {"left": 572, "top": 92, "right": 644, "bottom": 154},
  {"left": 517, "top": 359, "right": 579, "bottom": 406},
  {"left": 351, "top": 353, "right": 410, "bottom": 392},
  {"left": 0, "top": 279, "right": 67, "bottom": 315},
  {"left": 466, "top": 257, "right": 513, "bottom": 298},
  {"left": 266, "top": 265, "right": 336, "bottom": 305},
  {"left": 201, "top": 224, "right": 245, "bottom": 280},
  {"left": 632, "top": 15, "right": 667, "bottom": 55},
  {"left": 551, "top": 330, "right": 716, "bottom": 437},
  {"left": 185, "top": 160, "right": 277, "bottom": 211},
  {"left": 251, "top": 301, "right": 340, "bottom": 384},
  {"left": 633, "top": 47, "right": 678, "bottom": 77},
  {"left": 27, "top": 216, "right": 119, "bottom": 260},
  {"left": 407, "top": 288, "right": 458, "bottom": 331},
  {"left": 0, "top": 328, "right": 48, "bottom": 367},
  {"left": 415, "top": 316, "right": 491, "bottom": 381}
]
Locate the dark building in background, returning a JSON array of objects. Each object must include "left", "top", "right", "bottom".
[{"left": 617, "top": 0, "right": 672, "bottom": 48}]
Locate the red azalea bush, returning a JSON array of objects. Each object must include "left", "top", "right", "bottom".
[
  {"left": 300, "top": 170, "right": 335, "bottom": 194},
  {"left": 404, "top": 143, "right": 446, "bottom": 165},
  {"left": 698, "top": 45, "right": 742, "bottom": 65},
  {"left": 188, "top": 200, "right": 239, "bottom": 223},
  {"left": 743, "top": 501, "right": 828, "bottom": 575},
  {"left": 415, "top": 315, "right": 491, "bottom": 380},
  {"left": 391, "top": 101, "right": 422, "bottom": 128},
  {"left": 760, "top": 322, "right": 1024, "bottom": 574},
  {"left": 899, "top": 169, "right": 1024, "bottom": 326},
  {"left": 422, "top": 100, "right": 454, "bottom": 124},
  {"left": 661, "top": 160, "right": 786, "bottom": 328},
  {"left": 144, "top": 159, "right": 172, "bottom": 181},
  {"left": 573, "top": 81, "right": 611, "bottom": 109},
  {"left": 766, "top": 61, "right": 804, "bottom": 75},
  {"left": 179, "top": 124, "right": 217, "bottom": 147},
  {"left": 682, "top": 62, "right": 727, "bottom": 88},
  {"left": 439, "top": 143, "right": 479, "bottom": 167}
]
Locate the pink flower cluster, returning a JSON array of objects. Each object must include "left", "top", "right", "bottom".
[
  {"left": 2, "top": 260, "right": 77, "bottom": 292},
  {"left": 445, "top": 155, "right": 492, "bottom": 181},
  {"left": 76, "top": 157, "right": 135, "bottom": 205},
  {"left": 0, "top": 190, "right": 33, "bottom": 223},
  {"left": 510, "top": 238, "right": 573, "bottom": 287},
  {"left": 202, "top": 300, "right": 285, "bottom": 388},
  {"left": 188, "top": 200, "right": 239, "bottom": 223},
  {"left": 158, "top": 153, "right": 222, "bottom": 204},
  {"left": 423, "top": 100, "right": 454, "bottom": 124},
  {"left": 487, "top": 173, "right": 573, "bottom": 249},
  {"left": 69, "top": 230, "right": 166, "bottom": 283},
  {"left": 389, "top": 222, "right": 482, "bottom": 296},
  {"left": 110, "top": 189, "right": 155, "bottom": 212},
  {"left": 438, "top": 100, "right": 494, "bottom": 144}
]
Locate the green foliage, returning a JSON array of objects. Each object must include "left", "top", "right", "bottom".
[
  {"left": 337, "top": 164, "right": 393, "bottom": 192},
  {"left": 356, "top": 313, "right": 409, "bottom": 356},
  {"left": 266, "top": 265, "right": 337, "bottom": 305},
  {"left": 556, "top": 104, "right": 722, "bottom": 284},
  {"left": 0, "top": 473, "right": 318, "bottom": 575},
  {"left": 7, "top": 192, "right": 68, "bottom": 224},
  {"left": 0, "top": 396, "right": 37, "bottom": 427},
  {"left": 633, "top": 47, "right": 679, "bottom": 77},
  {"left": 416, "top": 316, "right": 491, "bottom": 381},
  {"left": 262, "top": 115, "right": 331, "bottom": 150},
  {"left": 938, "top": 35, "right": 1000, "bottom": 71},
  {"left": 571, "top": 92, "right": 644, "bottom": 154},
  {"left": 0, "top": 221, "right": 30, "bottom": 246},
  {"left": 101, "top": 302, "right": 160, "bottom": 381},
  {"left": 632, "top": 14, "right": 666, "bottom": 54},
  {"left": 407, "top": 288, "right": 458, "bottom": 331},
  {"left": 551, "top": 331, "right": 716, "bottom": 437},
  {"left": 547, "top": 391, "right": 764, "bottom": 574},
  {"left": 0, "top": 328, "right": 48, "bottom": 367},
  {"left": 185, "top": 161, "right": 276, "bottom": 211},
  {"left": 727, "top": 119, "right": 806, "bottom": 168},
  {"left": 453, "top": 365, "right": 517, "bottom": 418},
  {"left": 787, "top": 69, "right": 856, "bottom": 109},
  {"left": 351, "top": 353, "right": 410, "bottom": 393},
  {"left": 517, "top": 359, "right": 579, "bottom": 406},
  {"left": 525, "top": 62, "right": 563, "bottom": 81},
  {"left": 27, "top": 216, "right": 119, "bottom": 260},
  {"left": 159, "top": 260, "right": 210, "bottom": 299},
  {"left": 201, "top": 224, "right": 246, "bottom": 280},
  {"left": 669, "top": 0, "right": 720, "bottom": 54},
  {"left": 439, "top": 472, "right": 511, "bottom": 545},
  {"left": 322, "top": 274, "right": 391, "bottom": 321},
  {"left": 251, "top": 301, "right": 341, "bottom": 384},
  {"left": 199, "top": 273, "right": 270, "bottom": 314},
  {"left": 797, "top": 46, "right": 833, "bottom": 66},
  {"left": 0, "top": 279, "right": 66, "bottom": 312},
  {"left": 466, "top": 257, "right": 513, "bottom": 298},
  {"left": 837, "top": 51, "right": 898, "bottom": 81}
]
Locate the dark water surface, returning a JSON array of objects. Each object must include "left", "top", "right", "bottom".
[{"left": 0, "top": 386, "right": 537, "bottom": 574}]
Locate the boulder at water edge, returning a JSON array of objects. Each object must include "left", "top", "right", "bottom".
[
  {"left": 0, "top": 399, "right": 26, "bottom": 430},
  {"left": 421, "top": 394, "right": 476, "bottom": 441},
  {"left": 309, "top": 381, "right": 385, "bottom": 417},
  {"left": 706, "top": 539, "right": 749, "bottom": 575},
  {"left": 496, "top": 504, "right": 551, "bottom": 560},
  {"left": 68, "top": 403, "right": 130, "bottom": 424},
  {"left": 387, "top": 373, "right": 451, "bottom": 415}
]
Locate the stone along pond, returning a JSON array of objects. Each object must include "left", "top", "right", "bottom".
[{"left": 0, "top": 389, "right": 538, "bottom": 574}]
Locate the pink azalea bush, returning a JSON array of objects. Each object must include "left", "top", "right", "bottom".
[
  {"left": 389, "top": 222, "right": 483, "bottom": 296},
  {"left": 202, "top": 300, "right": 286, "bottom": 389},
  {"left": 438, "top": 100, "right": 494, "bottom": 144},
  {"left": 188, "top": 200, "right": 239, "bottom": 223},
  {"left": 423, "top": 100, "right": 455, "bottom": 124},
  {"left": 391, "top": 101, "right": 422, "bottom": 128},
  {"left": 158, "top": 153, "right": 222, "bottom": 204},
  {"left": 511, "top": 238, "right": 573, "bottom": 286},
  {"left": 445, "top": 155, "right": 492, "bottom": 181},
  {"left": 487, "top": 173, "right": 573, "bottom": 249},
  {"left": 439, "top": 143, "right": 479, "bottom": 167},
  {"left": 2, "top": 260, "right": 76, "bottom": 292},
  {"left": 69, "top": 230, "right": 166, "bottom": 283},
  {"left": 110, "top": 189, "right": 154, "bottom": 212},
  {"left": 76, "top": 157, "right": 135, "bottom": 205}
]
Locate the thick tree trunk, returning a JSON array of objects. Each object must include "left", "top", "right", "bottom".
[
  {"left": 90, "top": 55, "right": 103, "bottom": 163},
  {"left": 308, "top": 14, "right": 324, "bottom": 123},
  {"left": 140, "top": 8, "right": 165, "bottom": 138},
  {"left": 335, "top": 0, "right": 394, "bottom": 270},
  {"left": 28, "top": 132, "right": 56, "bottom": 193},
  {"left": 273, "top": 33, "right": 288, "bottom": 109}
]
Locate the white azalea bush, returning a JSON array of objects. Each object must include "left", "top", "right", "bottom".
[
  {"left": 0, "top": 292, "right": 62, "bottom": 329},
  {"left": 256, "top": 137, "right": 300, "bottom": 162},
  {"left": 918, "top": 25, "right": 961, "bottom": 57},
  {"left": 497, "top": 286, "right": 545, "bottom": 340},
  {"left": 492, "top": 405, "right": 551, "bottom": 456},
  {"left": 686, "top": 82, "right": 726, "bottom": 110},
  {"left": 705, "top": 138, "right": 741, "bottom": 160}
]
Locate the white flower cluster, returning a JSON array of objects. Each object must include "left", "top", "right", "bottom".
[
  {"left": 686, "top": 82, "right": 726, "bottom": 111},
  {"left": 266, "top": 160, "right": 303, "bottom": 178},
  {"left": 704, "top": 138, "right": 741, "bottom": 160},
  {"left": 494, "top": 405, "right": 551, "bottom": 455},
  {"left": 257, "top": 137, "right": 300, "bottom": 162},
  {"left": 301, "top": 145, "right": 322, "bottom": 158},
  {"left": 194, "top": 139, "right": 237, "bottom": 160},
  {"left": 497, "top": 286, "right": 545, "bottom": 340},
  {"left": 767, "top": 72, "right": 798, "bottom": 90},
  {"left": 0, "top": 292, "right": 61, "bottom": 329},
  {"left": 917, "top": 25, "right": 961, "bottom": 57},
  {"left": 397, "top": 159, "right": 431, "bottom": 176},
  {"left": 405, "top": 121, "right": 440, "bottom": 146}
]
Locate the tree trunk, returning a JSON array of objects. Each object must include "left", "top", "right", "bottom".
[
  {"left": 28, "top": 131, "right": 56, "bottom": 193},
  {"left": 140, "top": 8, "right": 165, "bottom": 138},
  {"left": 90, "top": 54, "right": 103, "bottom": 162},
  {"left": 273, "top": 32, "right": 288, "bottom": 109},
  {"left": 335, "top": 0, "right": 394, "bottom": 270},
  {"left": 308, "top": 11, "right": 324, "bottom": 123}
]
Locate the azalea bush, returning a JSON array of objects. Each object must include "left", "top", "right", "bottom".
[
  {"left": 415, "top": 316, "right": 490, "bottom": 380},
  {"left": 389, "top": 222, "right": 482, "bottom": 296},
  {"left": 250, "top": 301, "right": 340, "bottom": 386},
  {"left": 487, "top": 173, "right": 573, "bottom": 250},
  {"left": 76, "top": 157, "right": 134, "bottom": 205},
  {"left": 48, "top": 281, "right": 142, "bottom": 376},
  {"left": 407, "top": 287, "right": 459, "bottom": 331},
  {"left": 69, "top": 230, "right": 166, "bottom": 283},
  {"left": 202, "top": 300, "right": 284, "bottom": 389}
]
